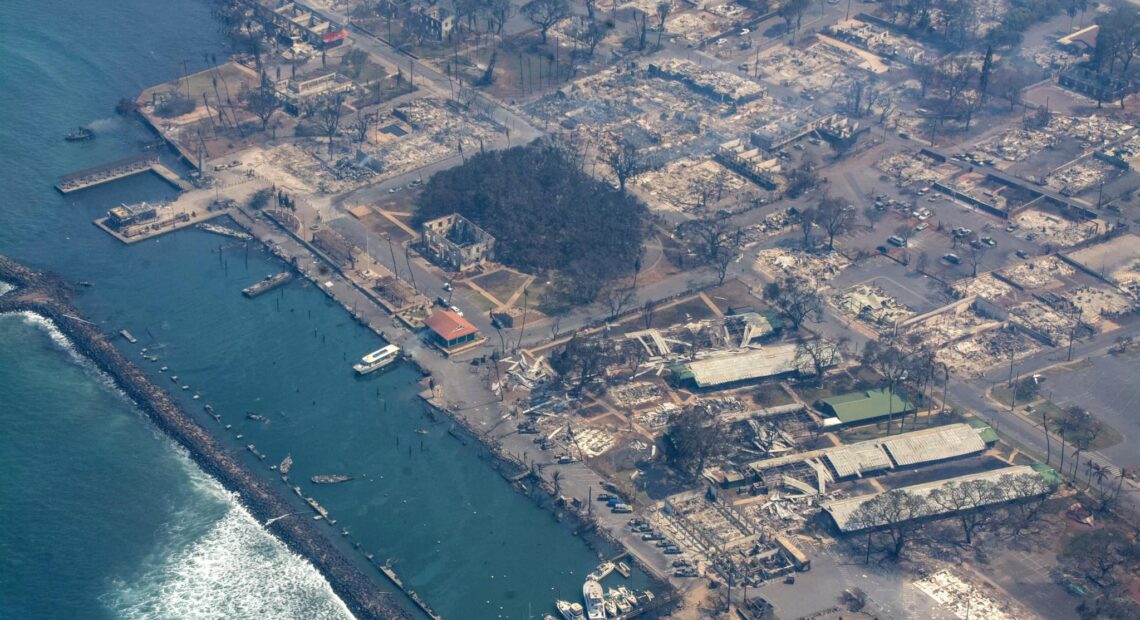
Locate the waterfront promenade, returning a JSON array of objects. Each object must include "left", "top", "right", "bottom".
[{"left": 226, "top": 203, "right": 686, "bottom": 590}]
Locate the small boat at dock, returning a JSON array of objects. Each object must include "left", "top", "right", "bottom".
[
  {"left": 556, "top": 600, "right": 585, "bottom": 620},
  {"left": 583, "top": 580, "right": 606, "bottom": 620},
  {"left": 197, "top": 222, "right": 252, "bottom": 241},
  {"left": 587, "top": 561, "right": 615, "bottom": 582},
  {"left": 242, "top": 272, "right": 292, "bottom": 297},
  {"left": 615, "top": 561, "right": 631, "bottom": 578},
  {"left": 353, "top": 344, "right": 400, "bottom": 375},
  {"left": 119, "top": 330, "right": 137, "bottom": 344}
]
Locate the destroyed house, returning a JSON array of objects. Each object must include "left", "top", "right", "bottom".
[
  {"left": 421, "top": 213, "right": 495, "bottom": 272},
  {"left": 409, "top": 5, "right": 455, "bottom": 40},
  {"left": 817, "top": 389, "right": 913, "bottom": 426},
  {"left": 675, "top": 344, "right": 807, "bottom": 389},
  {"left": 107, "top": 202, "right": 158, "bottom": 228},
  {"left": 277, "top": 72, "right": 354, "bottom": 114},
  {"left": 251, "top": 1, "right": 348, "bottom": 48}
]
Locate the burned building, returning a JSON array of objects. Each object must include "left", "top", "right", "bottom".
[
  {"left": 421, "top": 213, "right": 494, "bottom": 272},
  {"left": 106, "top": 202, "right": 158, "bottom": 228},
  {"left": 408, "top": 5, "right": 455, "bottom": 41}
]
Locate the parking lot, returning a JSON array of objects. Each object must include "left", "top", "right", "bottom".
[{"left": 1039, "top": 353, "right": 1139, "bottom": 467}]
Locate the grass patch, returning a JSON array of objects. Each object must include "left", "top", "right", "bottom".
[
  {"left": 459, "top": 285, "right": 498, "bottom": 314},
  {"left": 472, "top": 269, "right": 529, "bottom": 305}
]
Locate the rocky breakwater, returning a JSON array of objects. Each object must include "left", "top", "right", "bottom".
[{"left": 0, "top": 255, "right": 410, "bottom": 620}]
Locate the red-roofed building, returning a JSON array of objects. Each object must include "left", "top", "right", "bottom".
[{"left": 423, "top": 309, "right": 480, "bottom": 350}]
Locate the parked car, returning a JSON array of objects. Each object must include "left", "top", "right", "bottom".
[
  {"left": 914, "top": 222, "right": 929, "bottom": 232},
  {"left": 943, "top": 253, "right": 961, "bottom": 264},
  {"left": 887, "top": 235, "right": 907, "bottom": 247}
]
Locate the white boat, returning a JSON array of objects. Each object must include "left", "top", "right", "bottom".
[
  {"left": 618, "top": 586, "right": 638, "bottom": 609},
  {"left": 602, "top": 590, "right": 619, "bottom": 617},
  {"left": 556, "top": 600, "right": 583, "bottom": 620},
  {"left": 353, "top": 344, "right": 401, "bottom": 374},
  {"left": 583, "top": 579, "right": 606, "bottom": 620},
  {"left": 587, "top": 561, "right": 615, "bottom": 582}
]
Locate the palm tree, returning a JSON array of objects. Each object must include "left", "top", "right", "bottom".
[{"left": 515, "top": 287, "right": 529, "bottom": 350}]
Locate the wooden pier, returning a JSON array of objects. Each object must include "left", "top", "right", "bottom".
[{"left": 56, "top": 153, "right": 192, "bottom": 194}]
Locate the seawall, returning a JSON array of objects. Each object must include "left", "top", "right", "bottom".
[{"left": 0, "top": 256, "right": 411, "bottom": 620}]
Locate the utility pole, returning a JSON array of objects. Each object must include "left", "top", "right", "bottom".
[
  {"left": 386, "top": 233, "right": 400, "bottom": 280},
  {"left": 1067, "top": 308, "right": 1082, "bottom": 361},
  {"left": 403, "top": 244, "right": 418, "bottom": 293}
]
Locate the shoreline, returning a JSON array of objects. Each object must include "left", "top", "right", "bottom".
[{"left": 0, "top": 256, "right": 411, "bottom": 620}]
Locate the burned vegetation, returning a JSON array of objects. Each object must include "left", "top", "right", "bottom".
[{"left": 415, "top": 139, "right": 648, "bottom": 303}]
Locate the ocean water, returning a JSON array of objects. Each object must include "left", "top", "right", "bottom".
[
  {"left": 0, "top": 314, "right": 354, "bottom": 620},
  {"left": 0, "top": 1, "right": 644, "bottom": 618}
]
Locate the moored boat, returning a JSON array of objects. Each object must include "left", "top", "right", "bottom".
[
  {"left": 353, "top": 343, "right": 401, "bottom": 375},
  {"left": 556, "top": 599, "right": 584, "bottom": 620},
  {"left": 602, "top": 590, "right": 618, "bottom": 617},
  {"left": 587, "top": 561, "right": 615, "bottom": 582},
  {"left": 583, "top": 579, "right": 606, "bottom": 620}
]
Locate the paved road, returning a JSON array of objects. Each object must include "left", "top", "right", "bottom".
[
  {"left": 945, "top": 323, "right": 1140, "bottom": 507},
  {"left": 327, "top": 9, "right": 543, "bottom": 147}
]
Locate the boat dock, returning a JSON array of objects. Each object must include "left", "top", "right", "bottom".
[{"left": 56, "top": 153, "right": 192, "bottom": 194}]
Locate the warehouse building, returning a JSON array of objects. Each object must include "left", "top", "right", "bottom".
[
  {"left": 674, "top": 344, "right": 809, "bottom": 389},
  {"left": 822, "top": 465, "right": 1047, "bottom": 533}
]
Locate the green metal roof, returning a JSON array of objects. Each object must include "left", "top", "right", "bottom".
[
  {"left": 818, "top": 389, "right": 913, "bottom": 424},
  {"left": 965, "top": 418, "right": 1000, "bottom": 444},
  {"left": 1030, "top": 462, "right": 1062, "bottom": 485}
]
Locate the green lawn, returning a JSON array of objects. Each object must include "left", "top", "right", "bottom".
[{"left": 472, "top": 269, "right": 529, "bottom": 305}]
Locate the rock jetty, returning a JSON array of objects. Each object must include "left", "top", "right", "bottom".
[{"left": 0, "top": 255, "right": 410, "bottom": 620}]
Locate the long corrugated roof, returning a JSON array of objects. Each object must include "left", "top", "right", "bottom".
[
  {"left": 750, "top": 423, "right": 988, "bottom": 477},
  {"left": 686, "top": 344, "right": 802, "bottom": 387},
  {"left": 823, "top": 465, "right": 1040, "bottom": 532},
  {"left": 883, "top": 424, "right": 986, "bottom": 466},
  {"left": 824, "top": 443, "right": 893, "bottom": 478}
]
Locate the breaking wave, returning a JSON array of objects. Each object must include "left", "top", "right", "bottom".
[
  {"left": 1, "top": 312, "right": 354, "bottom": 619},
  {"left": 104, "top": 460, "right": 355, "bottom": 620}
]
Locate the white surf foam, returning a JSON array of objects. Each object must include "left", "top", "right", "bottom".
[
  {"left": 0, "top": 280, "right": 13, "bottom": 296},
  {"left": 1, "top": 312, "right": 355, "bottom": 619},
  {"left": 105, "top": 465, "right": 355, "bottom": 620}
]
